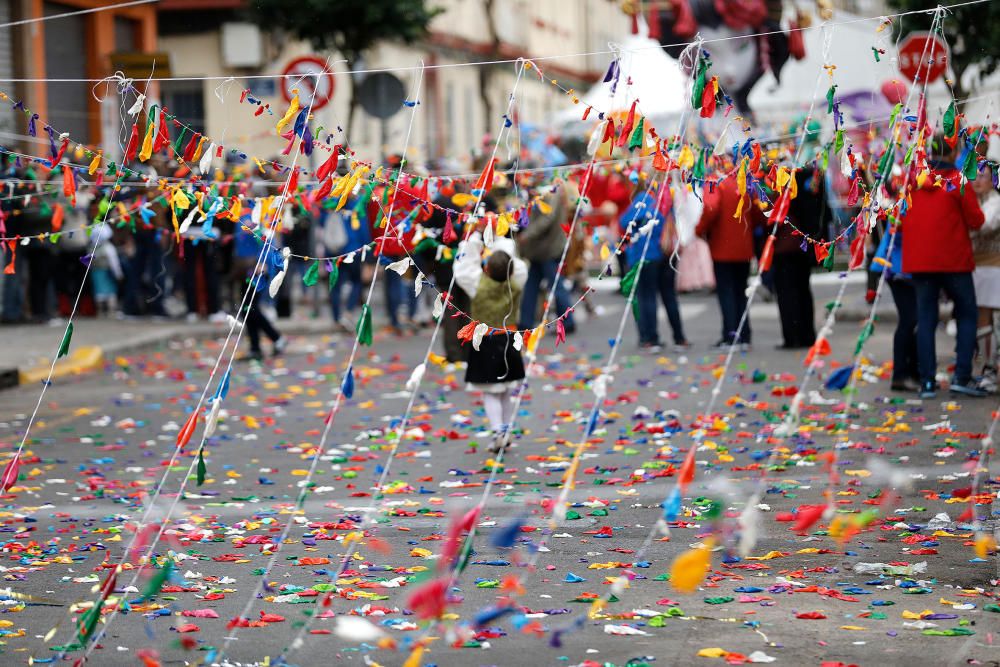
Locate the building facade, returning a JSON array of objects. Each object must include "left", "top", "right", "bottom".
[
  {"left": 156, "top": 0, "right": 628, "bottom": 171},
  {"left": 0, "top": 0, "right": 157, "bottom": 153}
]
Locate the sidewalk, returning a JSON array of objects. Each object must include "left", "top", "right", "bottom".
[
  {"left": 0, "top": 315, "right": 335, "bottom": 389},
  {"left": 1, "top": 273, "right": 898, "bottom": 390}
]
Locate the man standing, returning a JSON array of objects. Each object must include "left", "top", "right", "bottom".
[
  {"left": 697, "top": 173, "right": 765, "bottom": 349},
  {"left": 517, "top": 180, "right": 574, "bottom": 334},
  {"left": 902, "top": 137, "right": 986, "bottom": 398}
]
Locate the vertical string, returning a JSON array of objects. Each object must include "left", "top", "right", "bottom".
[{"left": 214, "top": 61, "right": 427, "bottom": 664}]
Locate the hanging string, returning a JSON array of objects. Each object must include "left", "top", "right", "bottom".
[
  {"left": 210, "top": 61, "right": 429, "bottom": 665},
  {"left": 0, "top": 0, "right": 989, "bottom": 82},
  {"left": 53, "top": 57, "right": 340, "bottom": 664}
]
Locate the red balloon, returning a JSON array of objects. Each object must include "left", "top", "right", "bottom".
[{"left": 880, "top": 79, "right": 908, "bottom": 105}]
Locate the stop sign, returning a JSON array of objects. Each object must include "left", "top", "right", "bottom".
[{"left": 897, "top": 32, "right": 949, "bottom": 83}]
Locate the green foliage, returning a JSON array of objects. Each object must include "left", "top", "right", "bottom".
[
  {"left": 248, "top": 0, "right": 442, "bottom": 60},
  {"left": 886, "top": 0, "right": 1000, "bottom": 94}
]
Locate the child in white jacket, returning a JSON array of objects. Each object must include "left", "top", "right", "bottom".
[{"left": 454, "top": 231, "right": 527, "bottom": 452}]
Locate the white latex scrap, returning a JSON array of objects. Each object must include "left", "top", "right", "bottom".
[
  {"left": 386, "top": 257, "right": 411, "bottom": 275},
  {"left": 405, "top": 364, "right": 425, "bottom": 392},
  {"left": 472, "top": 322, "right": 489, "bottom": 351}
]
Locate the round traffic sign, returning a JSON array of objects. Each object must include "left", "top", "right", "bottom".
[
  {"left": 897, "top": 32, "right": 949, "bottom": 84},
  {"left": 357, "top": 72, "right": 406, "bottom": 120},
  {"left": 281, "top": 56, "right": 335, "bottom": 111}
]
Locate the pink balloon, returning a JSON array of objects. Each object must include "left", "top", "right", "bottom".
[{"left": 881, "top": 79, "right": 908, "bottom": 104}]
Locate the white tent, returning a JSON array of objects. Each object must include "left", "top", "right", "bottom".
[{"left": 554, "top": 28, "right": 688, "bottom": 130}]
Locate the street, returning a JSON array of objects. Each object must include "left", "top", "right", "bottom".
[{"left": 0, "top": 277, "right": 998, "bottom": 667}]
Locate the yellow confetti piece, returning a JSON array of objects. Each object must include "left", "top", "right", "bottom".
[
  {"left": 745, "top": 550, "right": 786, "bottom": 561},
  {"left": 696, "top": 647, "right": 730, "bottom": 658}
]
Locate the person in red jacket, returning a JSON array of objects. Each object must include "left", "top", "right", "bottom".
[
  {"left": 901, "top": 137, "right": 986, "bottom": 398},
  {"left": 697, "top": 173, "right": 766, "bottom": 349},
  {"left": 369, "top": 160, "right": 427, "bottom": 335}
]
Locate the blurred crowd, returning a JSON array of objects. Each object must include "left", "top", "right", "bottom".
[{"left": 0, "top": 131, "right": 997, "bottom": 398}]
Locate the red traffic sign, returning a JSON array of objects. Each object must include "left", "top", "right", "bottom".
[
  {"left": 897, "top": 32, "right": 949, "bottom": 83},
  {"left": 281, "top": 56, "right": 335, "bottom": 111}
]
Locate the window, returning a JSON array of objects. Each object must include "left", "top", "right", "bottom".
[
  {"left": 114, "top": 16, "right": 138, "bottom": 52},
  {"left": 0, "top": 0, "right": 13, "bottom": 141},
  {"left": 160, "top": 83, "right": 206, "bottom": 136},
  {"left": 44, "top": 2, "right": 88, "bottom": 144}
]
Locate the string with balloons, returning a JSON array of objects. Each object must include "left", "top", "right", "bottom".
[
  {"left": 208, "top": 62, "right": 430, "bottom": 666},
  {"left": 270, "top": 44, "right": 654, "bottom": 662},
  {"left": 41, "top": 58, "right": 338, "bottom": 664}
]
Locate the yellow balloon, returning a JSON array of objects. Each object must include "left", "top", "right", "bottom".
[{"left": 669, "top": 539, "right": 713, "bottom": 594}]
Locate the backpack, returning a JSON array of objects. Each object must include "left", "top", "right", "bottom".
[{"left": 322, "top": 212, "right": 348, "bottom": 251}]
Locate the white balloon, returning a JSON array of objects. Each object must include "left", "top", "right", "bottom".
[
  {"left": 333, "top": 616, "right": 384, "bottom": 642},
  {"left": 268, "top": 270, "right": 285, "bottom": 298},
  {"left": 199, "top": 143, "right": 215, "bottom": 175}
]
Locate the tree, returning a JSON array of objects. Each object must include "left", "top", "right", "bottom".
[
  {"left": 248, "top": 0, "right": 442, "bottom": 141},
  {"left": 478, "top": 0, "right": 502, "bottom": 141},
  {"left": 886, "top": 0, "right": 1000, "bottom": 99}
]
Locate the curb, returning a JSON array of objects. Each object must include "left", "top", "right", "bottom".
[
  {"left": 4, "top": 319, "right": 334, "bottom": 390},
  {"left": 18, "top": 345, "right": 104, "bottom": 386}
]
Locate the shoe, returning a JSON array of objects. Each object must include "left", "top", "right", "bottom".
[
  {"left": 208, "top": 311, "right": 228, "bottom": 324},
  {"left": 949, "top": 378, "right": 988, "bottom": 398},
  {"left": 185, "top": 312, "right": 198, "bottom": 323},
  {"left": 489, "top": 430, "right": 511, "bottom": 454},
  {"left": 241, "top": 351, "right": 264, "bottom": 363},
  {"left": 890, "top": 378, "right": 920, "bottom": 392},
  {"left": 639, "top": 342, "right": 663, "bottom": 354},
  {"left": 672, "top": 341, "right": 692, "bottom": 352},
  {"left": 712, "top": 339, "right": 734, "bottom": 350},
  {"left": 919, "top": 381, "right": 937, "bottom": 399},
  {"left": 273, "top": 336, "right": 288, "bottom": 356},
  {"left": 980, "top": 365, "right": 997, "bottom": 393}
]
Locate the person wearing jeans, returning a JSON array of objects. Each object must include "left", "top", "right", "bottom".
[
  {"left": 382, "top": 262, "right": 418, "bottom": 332},
  {"left": 888, "top": 279, "right": 919, "bottom": 388},
  {"left": 517, "top": 182, "right": 575, "bottom": 333},
  {"left": 519, "top": 258, "right": 573, "bottom": 333},
  {"left": 900, "top": 140, "right": 985, "bottom": 398},
  {"left": 635, "top": 257, "right": 686, "bottom": 347},
  {"left": 713, "top": 261, "right": 752, "bottom": 344},
  {"left": 618, "top": 180, "right": 688, "bottom": 351},
  {"left": 329, "top": 259, "right": 362, "bottom": 325},
  {"left": 872, "top": 225, "right": 919, "bottom": 391},
  {"left": 245, "top": 291, "right": 285, "bottom": 360},
  {"left": 912, "top": 272, "right": 977, "bottom": 392}
]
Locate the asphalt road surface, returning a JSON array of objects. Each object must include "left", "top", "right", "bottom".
[{"left": 0, "top": 279, "right": 997, "bottom": 667}]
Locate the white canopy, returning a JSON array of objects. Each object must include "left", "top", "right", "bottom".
[{"left": 554, "top": 29, "right": 688, "bottom": 129}]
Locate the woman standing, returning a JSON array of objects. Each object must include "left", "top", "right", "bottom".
[{"left": 971, "top": 161, "right": 1000, "bottom": 390}]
